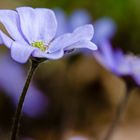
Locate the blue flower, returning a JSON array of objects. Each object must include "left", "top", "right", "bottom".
[
  {"left": 91, "top": 18, "right": 140, "bottom": 84},
  {"left": 54, "top": 9, "right": 91, "bottom": 36},
  {"left": 93, "top": 18, "right": 116, "bottom": 44},
  {"left": 92, "top": 18, "right": 132, "bottom": 76},
  {"left": 0, "top": 53, "right": 48, "bottom": 117},
  {"left": 94, "top": 43, "right": 132, "bottom": 76},
  {"left": 54, "top": 9, "right": 116, "bottom": 41},
  {"left": 0, "top": 7, "right": 97, "bottom": 63}
]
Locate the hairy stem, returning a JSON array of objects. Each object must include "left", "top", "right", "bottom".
[
  {"left": 103, "top": 87, "right": 131, "bottom": 140},
  {"left": 10, "top": 59, "right": 40, "bottom": 140}
]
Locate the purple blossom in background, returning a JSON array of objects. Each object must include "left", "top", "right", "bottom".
[
  {"left": 92, "top": 18, "right": 132, "bottom": 76},
  {"left": 68, "top": 10, "right": 91, "bottom": 32},
  {"left": 54, "top": 9, "right": 91, "bottom": 36},
  {"left": 94, "top": 44, "right": 132, "bottom": 76},
  {"left": 0, "top": 7, "right": 97, "bottom": 63},
  {"left": 55, "top": 9, "right": 116, "bottom": 41},
  {"left": 92, "top": 18, "right": 140, "bottom": 86},
  {"left": 92, "top": 17, "right": 117, "bottom": 67},
  {"left": 93, "top": 18, "right": 116, "bottom": 44},
  {"left": 0, "top": 53, "right": 48, "bottom": 117}
]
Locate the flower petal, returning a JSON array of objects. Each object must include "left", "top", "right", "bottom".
[
  {"left": 0, "top": 30, "right": 13, "bottom": 48},
  {"left": 65, "top": 40, "right": 97, "bottom": 51},
  {"left": 73, "top": 24, "right": 94, "bottom": 40},
  {"left": 11, "top": 42, "right": 36, "bottom": 63},
  {"left": 99, "top": 40, "right": 116, "bottom": 69},
  {"left": 49, "top": 24, "right": 94, "bottom": 52},
  {"left": 93, "top": 40, "right": 117, "bottom": 73},
  {"left": 0, "top": 10, "right": 26, "bottom": 42},
  {"left": 93, "top": 18, "right": 116, "bottom": 43},
  {"left": 54, "top": 8, "right": 68, "bottom": 36},
  {"left": 16, "top": 7, "right": 57, "bottom": 44},
  {"left": 69, "top": 10, "right": 91, "bottom": 31},
  {"left": 32, "top": 49, "right": 64, "bottom": 60}
]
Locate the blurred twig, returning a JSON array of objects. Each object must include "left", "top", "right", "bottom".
[{"left": 102, "top": 81, "right": 133, "bottom": 140}]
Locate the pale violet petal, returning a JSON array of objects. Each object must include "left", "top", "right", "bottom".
[
  {"left": 0, "top": 30, "right": 13, "bottom": 48},
  {"left": 0, "top": 10, "right": 26, "bottom": 42},
  {"left": 11, "top": 42, "right": 36, "bottom": 63},
  {"left": 65, "top": 40, "right": 97, "bottom": 51},
  {"left": 16, "top": 7, "right": 57, "bottom": 44},
  {"left": 54, "top": 8, "right": 68, "bottom": 36},
  {"left": 93, "top": 51, "right": 109, "bottom": 69},
  {"left": 93, "top": 17, "right": 116, "bottom": 43},
  {"left": 32, "top": 49, "right": 64, "bottom": 60},
  {"left": 73, "top": 24, "right": 94, "bottom": 40},
  {"left": 93, "top": 40, "right": 117, "bottom": 72},
  {"left": 99, "top": 40, "right": 116, "bottom": 70},
  {"left": 69, "top": 9, "right": 91, "bottom": 31},
  {"left": 49, "top": 24, "right": 94, "bottom": 53},
  {"left": 35, "top": 8, "right": 57, "bottom": 42}
]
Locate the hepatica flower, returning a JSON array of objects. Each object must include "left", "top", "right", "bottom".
[
  {"left": 92, "top": 17, "right": 140, "bottom": 140},
  {"left": 94, "top": 44, "right": 132, "bottom": 76},
  {"left": 93, "top": 18, "right": 116, "bottom": 44},
  {"left": 0, "top": 7, "right": 97, "bottom": 63},
  {"left": 93, "top": 19, "right": 140, "bottom": 86},
  {"left": 54, "top": 9, "right": 91, "bottom": 36},
  {"left": 92, "top": 18, "right": 121, "bottom": 73}
]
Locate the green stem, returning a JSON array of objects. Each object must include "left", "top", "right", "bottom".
[
  {"left": 103, "top": 87, "right": 131, "bottom": 140},
  {"left": 10, "top": 59, "right": 40, "bottom": 140}
]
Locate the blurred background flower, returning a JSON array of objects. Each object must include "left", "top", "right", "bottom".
[
  {"left": 0, "top": 0, "right": 140, "bottom": 140},
  {"left": 0, "top": 53, "right": 48, "bottom": 117}
]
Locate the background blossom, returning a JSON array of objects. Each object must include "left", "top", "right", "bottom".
[
  {"left": 0, "top": 53, "right": 48, "bottom": 117},
  {"left": 93, "top": 20, "right": 140, "bottom": 86}
]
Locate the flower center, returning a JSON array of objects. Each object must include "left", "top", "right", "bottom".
[{"left": 31, "top": 41, "right": 47, "bottom": 52}]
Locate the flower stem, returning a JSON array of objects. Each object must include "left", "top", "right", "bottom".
[
  {"left": 103, "top": 85, "right": 132, "bottom": 140},
  {"left": 10, "top": 59, "right": 40, "bottom": 140}
]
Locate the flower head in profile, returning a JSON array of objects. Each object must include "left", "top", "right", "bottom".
[
  {"left": 0, "top": 7, "right": 97, "bottom": 63},
  {"left": 92, "top": 18, "right": 131, "bottom": 77},
  {"left": 94, "top": 45, "right": 131, "bottom": 75},
  {"left": 92, "top": 18, "right": 140, "bottom": 86}
]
